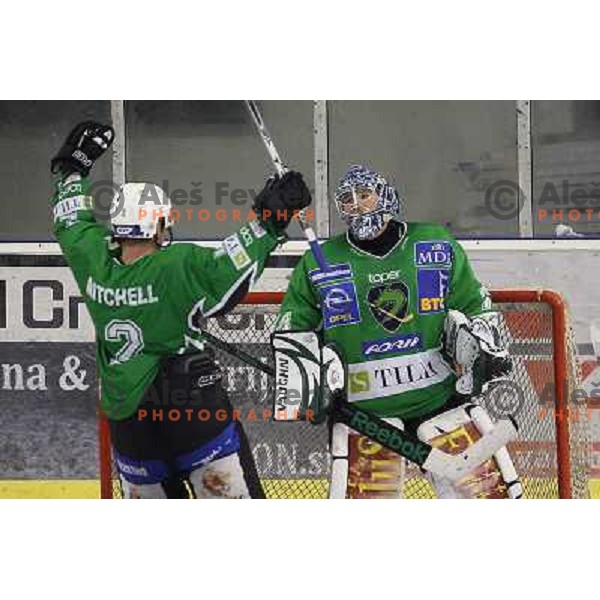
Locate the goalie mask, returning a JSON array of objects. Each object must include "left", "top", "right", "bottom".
[
  {"left": 110, "top": 182, "right": 173, "bottom": 241},
  {"left": 334, "top": 165, "right": 404, "bottom": 240}
]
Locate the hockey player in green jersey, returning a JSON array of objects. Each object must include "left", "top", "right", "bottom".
[
  {"left": 51, "top": 122, "right": 311, "bottom": 498},
  {"left": 276, "top": 165, "right": 520, "bottom": 499}
]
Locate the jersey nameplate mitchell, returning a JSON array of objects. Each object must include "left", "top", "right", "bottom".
[{"left": 86, "top": 276, "right": 159, "bottom": 308}]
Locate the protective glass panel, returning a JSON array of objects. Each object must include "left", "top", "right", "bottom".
[
  {"left": 328, "top": 101, "right": 519, "bottom": 238},
  {"left": 125, "top": 101, "right": 314, "bottom": 240},
  {"left": 0, "top": 101, "right": 112, "bottom": 241},
  {"left": 532, "top": 100, "right": 600, "bottom": 238}
]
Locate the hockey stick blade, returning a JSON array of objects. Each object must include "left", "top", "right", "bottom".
[
  {"left": 333, "top": 399, "right": 518, "bottom": 481},
  {"left": 423, "top": 417, "right": 519, "bottom": 483}
]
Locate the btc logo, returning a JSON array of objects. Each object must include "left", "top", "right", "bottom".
[{"left": 420, "top": 297, "right": 445, "bottom": 312}]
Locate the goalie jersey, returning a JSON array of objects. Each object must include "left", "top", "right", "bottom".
[
  {"left": 52, "top": 176, "right": 279, "bottom": 420},
  {"left": 276, "top": 222, "right": 494, "bottom": 420}
]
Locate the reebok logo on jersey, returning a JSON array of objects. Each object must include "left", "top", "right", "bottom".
[
  {"left": 362, "top": 333, "right": 423, "bottom": 358},
  {"left": 415, "top": 241, "right": 453, "bottom": 267}
]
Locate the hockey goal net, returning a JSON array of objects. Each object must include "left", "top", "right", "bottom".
[{"left": 98, "top": 289, "right": 591, "bottom": 499}]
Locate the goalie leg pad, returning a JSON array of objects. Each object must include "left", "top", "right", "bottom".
[
  {"left": 469, "top": 406, "right": 522, "bottom": 499},
  {"left": 417, "top": 404, "right": 521, "bottom": 499},
  {"left": 329, "top": 422, "right": 349, "bottom": 499},
  {"left": 336, "top": 418, "right": 406, "bottom": 499}
]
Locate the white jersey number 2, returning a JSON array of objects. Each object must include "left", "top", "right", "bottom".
[{"left": 105, "top": 320, "right": 145, "bottom": 365}]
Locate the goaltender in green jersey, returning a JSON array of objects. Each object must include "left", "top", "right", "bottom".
[{"left": 276, "top": 165, "right": 520, "bottom": 499}]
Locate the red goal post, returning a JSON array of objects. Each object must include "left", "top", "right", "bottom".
[
  {"left": 491, "top": 289, "right": 577, "bottom": 498},
  {"left": 98, "top": 288, "right": 591, "bottom": 499}
]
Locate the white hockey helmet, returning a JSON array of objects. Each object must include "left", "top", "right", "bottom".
[{"left": 110, "top": 182, "right": 173, "bottom": 240}]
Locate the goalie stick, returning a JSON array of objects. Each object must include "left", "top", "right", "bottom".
[
  {"left": 200, "top": 328, "right": 518, "bottom": 484},
  {"left": 244, "top": 100, "right": 330, "bottom": 273}
]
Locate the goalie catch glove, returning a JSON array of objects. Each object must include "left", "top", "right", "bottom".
[
  {"left": 443, "top": 310, "right": 513, "bottom": 397},
  {"left": 51, "top": 121, "right": 114, "bottom": 177}
]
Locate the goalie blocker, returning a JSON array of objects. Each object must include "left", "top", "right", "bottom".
[
  {"left": 271, "top": 330, "right": 346, "bottom": 423},
  {"left": 273, "top": 316, "right": 521, "bottom": 498}
]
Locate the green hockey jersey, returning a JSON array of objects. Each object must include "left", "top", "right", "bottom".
[
  {"left": 51, "top": 176, "right": 280, "bottom": 420},
  {"left": 276, "top": 222, "right": 494, "bottom": 420}
]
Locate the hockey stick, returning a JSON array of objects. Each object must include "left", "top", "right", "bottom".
[
  {"left": 201, "top": 328, "right": 517, "bottom": 483},
  {"left": 244, "top": 100, "right": 330, "bottom": 273}
]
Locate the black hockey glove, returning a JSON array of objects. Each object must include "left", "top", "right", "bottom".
[
  {"left": 51, "top": 121, "right": 114, "bottom": 177},
  {"left": 253, "top": 171, "right": 312, "bottom": 234}
]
